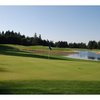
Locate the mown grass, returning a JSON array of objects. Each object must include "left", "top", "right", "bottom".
[
  {"left": 0, "top": 54, "right": 100, "bottom": 81},
  {"left": 0, "top": 80, "right": 100, "bottom": 94},
  {"left": 0, "top": 44, "right": 100, "bottom": 94}
]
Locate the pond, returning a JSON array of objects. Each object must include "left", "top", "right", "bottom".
[{"left": 67, "top": 51, "right": 100, "bottom": 61}]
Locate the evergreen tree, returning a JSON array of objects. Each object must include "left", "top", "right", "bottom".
[
  {"left": 88, "top": 41, "right": 98, "bottom": 49},
  {"left": 98, "top": 41, "right": 100, "bottom": 49}
]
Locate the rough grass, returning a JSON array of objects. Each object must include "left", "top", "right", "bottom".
[{"left": 0, "top": 44, "right": 100, "bottom": 94}]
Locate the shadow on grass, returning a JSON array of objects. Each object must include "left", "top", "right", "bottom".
[
  {"left": 0, "top": 67, "right": 9, "bottom": 72},
  {"left": 0, "top": 45, "right": 19, "bottom": 51},
  {"left": 0, "top": 44, "right": 71, "bottom": 61},
  {"left": 0, "top": 80, "right": 100, "bottom": 94}
]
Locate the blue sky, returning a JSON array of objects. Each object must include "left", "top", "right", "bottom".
[{"left": 0, "top": 6, "right": 100, "bottom": 43}]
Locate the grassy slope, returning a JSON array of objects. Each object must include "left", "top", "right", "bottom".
[{"left": 0, "top": 44, "right": 100, "bottom": 94}]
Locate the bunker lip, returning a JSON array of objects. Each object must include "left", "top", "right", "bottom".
[
  {"left": 25, "top": 50, "right": 75, "bottom": 56},
  {"left": 96, "top": 52, "right": 100, "bottom": 54}
]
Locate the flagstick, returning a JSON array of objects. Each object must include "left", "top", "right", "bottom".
[
  {"left": 48, "top": 43, "right": 52, "bottom": 59},
  {"left": 48, "top": 50, "right": 50, "bottom": 59}
]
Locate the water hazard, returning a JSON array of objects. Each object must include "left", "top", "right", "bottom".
[{"left": 67, "top": 51, "right": 100, "bottom": 61}]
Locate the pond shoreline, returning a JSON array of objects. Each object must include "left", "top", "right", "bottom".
[{"left": 66, "top": 50, "right": 100, "bottom": 61}]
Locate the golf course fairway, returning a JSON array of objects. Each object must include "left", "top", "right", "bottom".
[{"left": 0, "top": 44, "right": 100, "bottom": 94}]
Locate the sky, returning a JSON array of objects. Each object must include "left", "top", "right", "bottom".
[{"left": 0, "top": 6, "right": 100, "bottom": 43}]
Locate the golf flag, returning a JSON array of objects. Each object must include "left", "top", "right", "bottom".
[{"left": 48, "top": 45, "right": 52, "bottom": 50}]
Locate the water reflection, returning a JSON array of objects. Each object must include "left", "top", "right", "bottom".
[{"left": 67, "top": 51, "right": 100, "bottom": 61}]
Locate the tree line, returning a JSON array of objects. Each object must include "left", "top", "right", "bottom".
[{"left": 0, "top": 30, "right": 100, "bottom": 49}]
